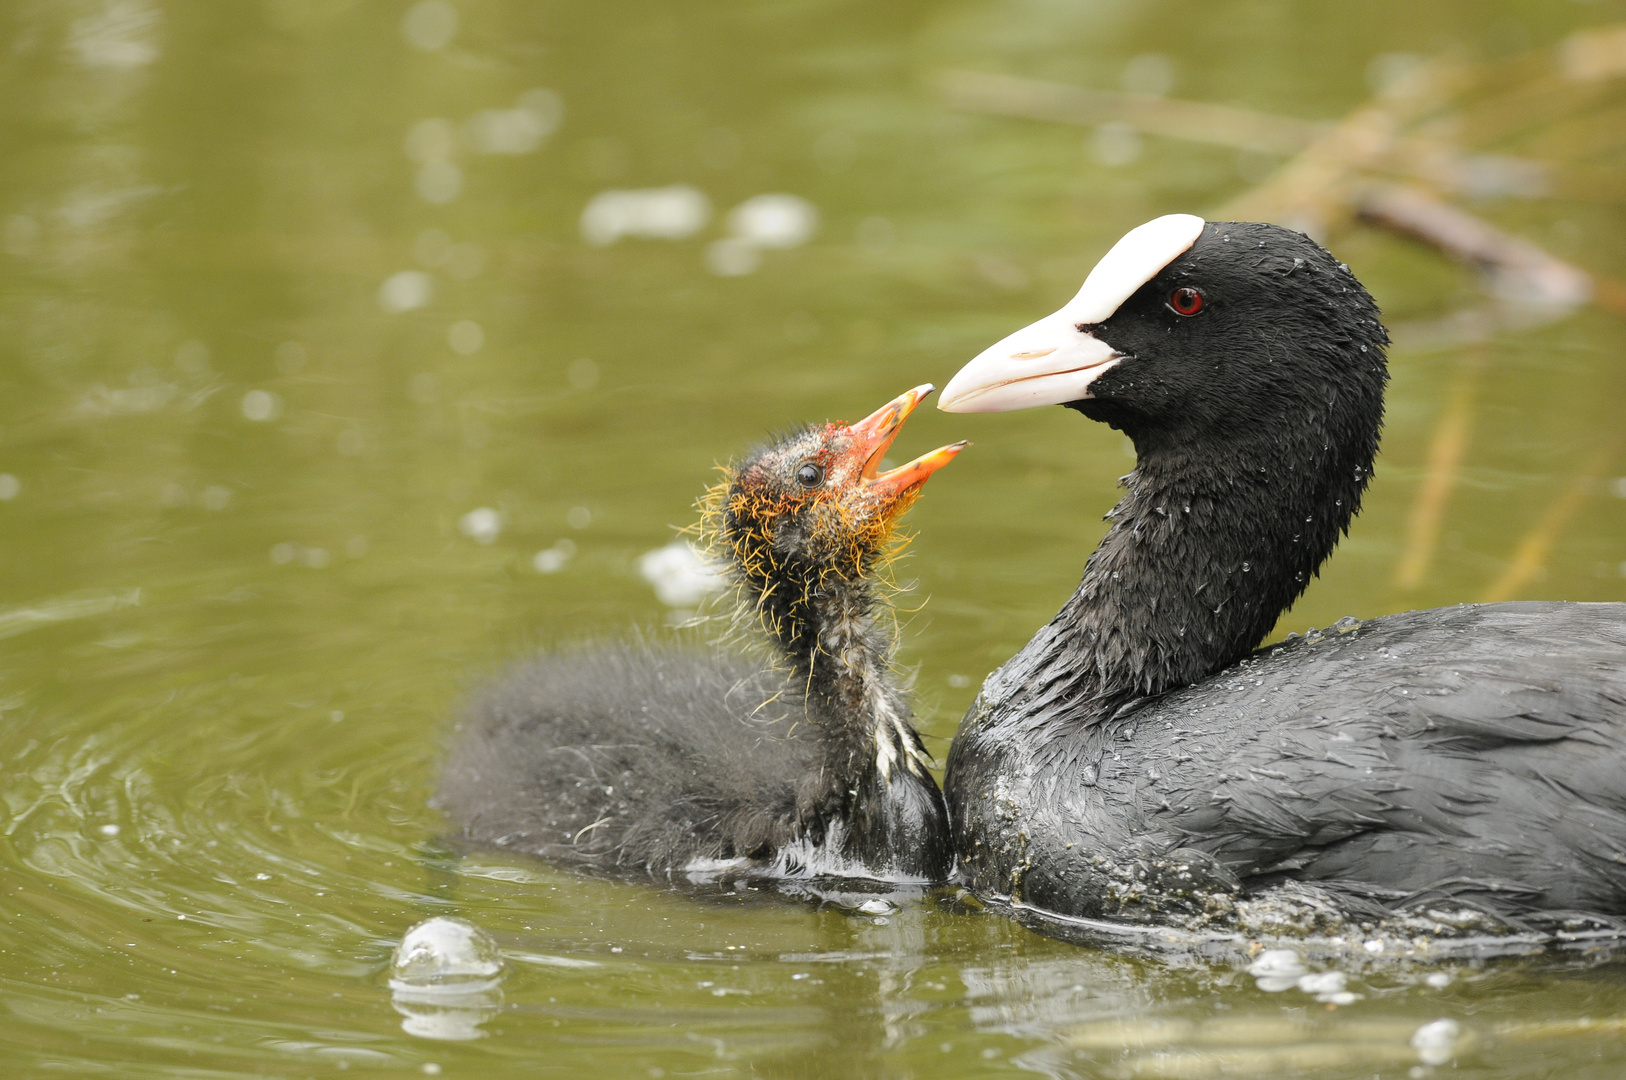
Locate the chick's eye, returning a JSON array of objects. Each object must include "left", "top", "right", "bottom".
[
  {"left": 1169, "top": 287, "right": 1204, "bottom": 316},
  {"left": 795, "top": 463, "right": 824, "bottom": 488}
]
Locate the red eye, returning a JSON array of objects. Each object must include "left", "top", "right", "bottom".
[{"left": 1169, "top": 287, "right": 1204, "bottom": 316}]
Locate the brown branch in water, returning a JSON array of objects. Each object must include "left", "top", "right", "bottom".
[{"left": 1353, "top": 182, "right": 1593, "bottom": 312}]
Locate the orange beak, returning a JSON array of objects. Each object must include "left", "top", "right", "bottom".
[{"left": 842, "top": 384, "right": 967, "bottom": 500}]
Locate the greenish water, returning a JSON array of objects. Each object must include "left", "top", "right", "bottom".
[{"left": 4, "top": 1, "right": 1626, "bottom": 1076}]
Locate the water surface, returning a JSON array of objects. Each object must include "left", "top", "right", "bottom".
[{"left": 4, "top": 1, "right": 1626, "bottom": 1076}]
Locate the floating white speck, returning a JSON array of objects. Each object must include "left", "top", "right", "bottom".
[
  {"left": 459, "top": 508, "right": 502, "bottom": 545},
  {"left": 705, "top": 238, "right": 760, "bottom": 277},
  {"left": 241, "top": 390, "right": 281, "bottom": 422},
  {"left": 273, "top": 341, "right": 306, "bottom": 374},
  {"left": 463, "top": 89, "right": 562, "bottom": 155},
  {"left": 70, "top": 1, "right": 160, "bottom": 69},
  {"left": 174, "top": 339, "right": 210, "bottom": 374},
  {"left": 1091, "top": 122, "right": 1142, "bottom": 167},
  {"left": 99, "top": 824, "right": 120, "bottom": 837},
  {"left": 638, "top": 541, "right": 726, "bottom": 608},
  {"left": 566, "top": 506, "right": 592, "bottom": 530},
  {"left": 1410, "top": 1018, "right": 1463, "bottom": 1066},
  {"left": 726, "top": 194, "right": 817, "bottom": 249},
  {"left": 447, "top": 243, "right": 486, "bottom": 281},
  {"left": 1122, "top": 52, "right": 1176, "bottom": 97},
  {"left": 1425, "top": 971, "right": 1452, "bottom": 988},
  {"left": 1247, "top": 948, "right": 1307, "bottom": 992},
  {"left": 1612, "top": 477, "right": 1626, "bottom": 498},
  {"left": 580, "top": 186, "right": 711, "bottom": 246},
  {"left": 379, "top": 271, "right": 434, "bottom": 314},
  {"left": 533, "top": 539, "right": 575, "bottom": 574},
  {"left": 855, "top": 216, "right": 894, "bottom": 253},
  {"left": 567, "top": 358, "right": 598, "bottom": 389},
  {"left": 448, "top": 320, "right": 484, "bottom": 355},
  {"left": 401, "top": 0, "right": 458, "bottom": 51},
  {"left": 416, "top": 161, "right": 462, "bottom": 204},
  {"left": 405, "top": 118, "right": 458, "bottom": 164},
  {"left": 0, "top": 475, "right": 18, "bottom": 501}
]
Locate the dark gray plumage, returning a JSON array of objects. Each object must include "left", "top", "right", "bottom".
[
  {"left": 437, "top": 394, "right": 959, "bottom": 882},
  {"left": 943, "top": 219, "right": 1626, "bottom": 927}
]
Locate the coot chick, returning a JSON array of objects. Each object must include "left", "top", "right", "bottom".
[
  {"left": 937, "top": 215, "right": 1626, "bottom": 928},
  {"left": 438, "top": 387, "right": 965, "bottom": 882}
]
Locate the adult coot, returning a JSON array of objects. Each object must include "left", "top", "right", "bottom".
[
  {"left": 438, "top": 387, "right": 964, "bottom": 883},
  {"left": 937, "top": 215, "right": 1626, "bottom": 928}
]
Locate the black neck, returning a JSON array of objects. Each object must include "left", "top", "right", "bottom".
[{"left": 984, "top": 422, "right": 1371, "bottom": 722}]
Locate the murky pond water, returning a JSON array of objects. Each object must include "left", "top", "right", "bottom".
[{"left": 4, "top": 1, "right": 1626, "bottom": 1076}]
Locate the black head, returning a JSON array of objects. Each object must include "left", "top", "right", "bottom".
[
  {"left": 703, "top": 386, "right": 963, "bottom": 652},
  {"left": 1076, "top": 222, "right": 1388, "bottom": 463},
  {"left": 941, "top": 217, "right": 1387, "bottom": 460}
]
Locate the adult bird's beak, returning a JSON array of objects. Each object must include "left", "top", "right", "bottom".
[
  {"left": 935, "top": 313, "right": 1122, "bottom": 414},
  {"left": 843, "top": 384, "right": 967, "bottom": 499}
]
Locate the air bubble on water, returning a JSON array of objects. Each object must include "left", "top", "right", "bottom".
[
  {"left": 390, "top": 917, "right": 505, "bottom": 1041},
  {"left": 99, "top": 824, "right": 120, "bottom": 837},
  {"left": 857, "top": 898, "right": 897, "bottom": 916},
  {"left": 1410, "top": 1018, "right": 1464, "bottom": 1066},
  {"left": 391, "top": 918, "right": 504, "bottom": 989},
  {"left": 459, "top": 508, "right": 502, "bottom": 545},
  {"left": 1425, "top": 971, "right": 1452, "bottom": 988}
]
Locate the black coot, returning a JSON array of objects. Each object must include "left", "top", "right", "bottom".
[
  {"left": 937, "top": 215, "right": 1626, "bottom": 927},
  {"left": 438, "top": 387, "right": 964, "bottom": 883}
]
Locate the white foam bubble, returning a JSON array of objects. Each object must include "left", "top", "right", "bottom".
[
  {"left": 638, "top": 541, "right": 726, "bottom": 608},
  {"left": 401, "top": 1, "right": 458, "bottom": 51},
  {"left": 240, "top": 390, "right": 281, "bottom": 422},
  {"left": 726, "top": 194, "right": 817, "bottom": 249},
  {"left": 580, "top": 186, "right": 711, "bottom": 246},
  {"left": 459, "top": 508, "right": 502, "bottom": 545},
  {"left": 379, "top": 271, "right": 434, "bottom": 314}
]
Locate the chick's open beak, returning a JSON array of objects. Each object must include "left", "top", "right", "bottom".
[
  {"left": 846, "top": 384, "right": 935, "bottom": 478},
  {"left": 866, "top": 441, "right": 967, "bottom": 500},
  {"left": 841, "top": 384, "right": 966, "bottom": 501}
]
